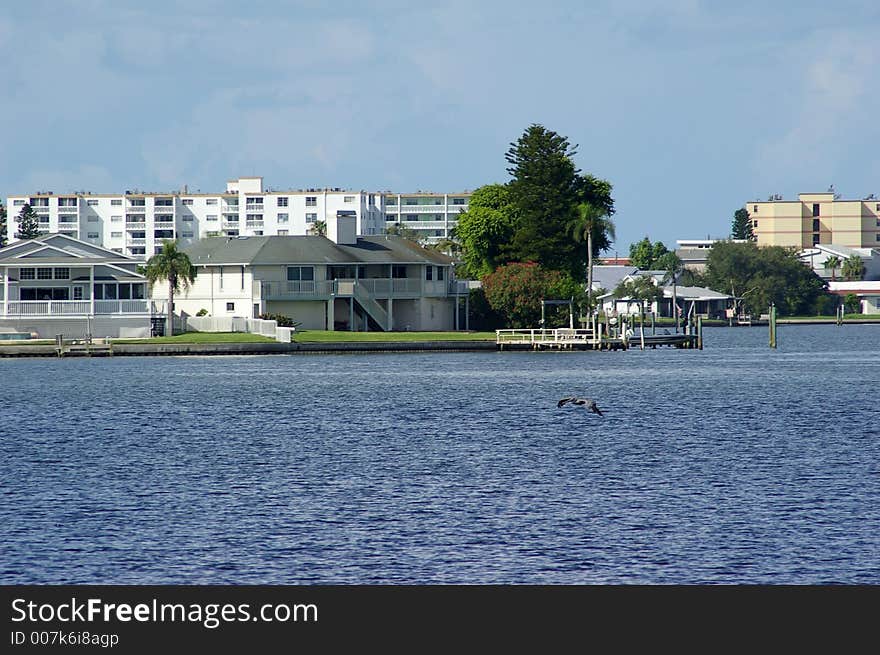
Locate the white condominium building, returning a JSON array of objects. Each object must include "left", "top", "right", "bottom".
[
  {"left": 5, "top": 177, "right": 471, "bottom": 258},
  {"left": 5, "top": 177, "right": 386, "bottom": 259},
  {"left": 383, "top": 192, "right": 470, "bottom": 244}
]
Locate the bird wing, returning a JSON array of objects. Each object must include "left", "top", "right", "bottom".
[
  {"left": 557, "top": 397, "right": 575, "bottom": 407},
  {"left": 590, "top": 404, "right": 604, "bottom": 417}
]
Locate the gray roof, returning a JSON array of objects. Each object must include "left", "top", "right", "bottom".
[
  {"left": 591, "top": 265, "right": 639, "bottom": 291},
  {"left": 661, "top": 285, "right": 731, "bottom": 300},
  {"left": 0, "top": 233, "right": 141, "bottom": 266},
  {"left": 183, "top": 235, "right": 454, "bottom": 267}
]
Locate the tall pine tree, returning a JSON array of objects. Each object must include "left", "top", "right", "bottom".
[
  {"left": 16, "top": 204, "right": 42, "bottom": 240},
  {"left": 505, "top": 124, "right": 582, "bottom": 277},
  {"left": 0, "top": 203, "right": 7, "bottom": 248},
  {"left": 731, "top": 207, "right": 755, "bottom": 240}
]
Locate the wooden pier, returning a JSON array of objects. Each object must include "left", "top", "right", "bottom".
[{"left": 496, "top": 327, "right": 699, "bottom": 351}]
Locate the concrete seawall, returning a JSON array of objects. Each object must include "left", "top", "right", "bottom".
[{"left": 0, "top": 340, "right": 498, "bottom": 358}]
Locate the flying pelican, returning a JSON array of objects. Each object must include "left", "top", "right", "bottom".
[{"left": 557, "top": 397, "right": 604, "bottom": 416}]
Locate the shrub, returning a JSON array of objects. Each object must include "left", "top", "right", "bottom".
[
  {"left": 259, "top": 313, "right": 301, "bottom": 328},
  {"left": 196, "top": 308, "right": 209, "bottom": 316}
]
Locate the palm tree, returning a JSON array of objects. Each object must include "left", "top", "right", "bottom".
[
  {"left": 568, "top": 202, "right": 615, "bottom": 314},
  {"left": 145, "top": 240, "right": 197, "bottom": 337},
  {"left": 822, "top": 255, "right": 841, "bottom": 281},
  {"left": 309, "top": 220, "right": 327, "bottom": 237},
  {"left": 658, "top": 252, "right": 684, "bottom": 331},
  {"left": 841, "top": 255, "right": 865, "bottom": 281}
]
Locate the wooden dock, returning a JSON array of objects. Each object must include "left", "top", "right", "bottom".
[{"left": 496, "top": 328, "right": 699, "bottom": 351}]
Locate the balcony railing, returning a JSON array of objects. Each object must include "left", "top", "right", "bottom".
[
  {"left": 260, "top": 280, "right": 334, "bottom": 298},
  {"left": 246, "top": 221, "right": 264, "bottom": 228},
  {"left": 126, "top": 237, "right": 146, "bottom": 245},
  {"left": 154, "top": 221, "right": 175, "bottom": 229},
  {"left": 4, "top": 299, "right": 150, "bottom": 316}
]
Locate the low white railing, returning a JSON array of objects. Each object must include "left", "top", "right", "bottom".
[
  {"left": 496, "top": 328, "right": 595, "bottom": 344},
  {"left": 4, "top": 300, "right": 150, "bottom": 316}
]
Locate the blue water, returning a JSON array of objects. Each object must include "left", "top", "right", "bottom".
[{"left": 2, "top": 325, "right": 879, "bottom": 584}]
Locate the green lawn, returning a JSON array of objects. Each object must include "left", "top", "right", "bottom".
[
  {"left": 116, "top": 332, "right": 276, "bottom": 344},
  {"left": 293, "top": 330, "right": 497, "bottom": 342}
]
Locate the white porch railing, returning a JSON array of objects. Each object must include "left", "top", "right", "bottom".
[{"left": 4, "top": 300, "right": 151, "bottom": 316}]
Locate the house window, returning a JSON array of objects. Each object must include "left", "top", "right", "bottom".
[
  {"left": 406, "top": 214, "right": 418, "bottom": 221},
  {"left": 812, "top": 218, "right": 820, "bottom": 232},
  {"left": 437, "top": 267, "right": 444, "bottom": 281},
  {"left": 753, "top": 205, "right": 758, "bottom": 213},
  {"left": 111, "top": 199, "right": 122, "bottom": 206},
  {"left": 87, "top": 199, "right": 99, "bottom": 206},
  {"left": 405, "top": 198, "right": 418, "bottom": 205},
  {"left": 452, "top": 198, "right": 466, "bottom": 205},
  {"left": 241, "top": 266, "right": 245, "bottom": 290},
  {"left": 277, "top": 197, "right": 288, "bottom": 207},
  {"left": 306, "top": 196, "right": 317, "bottom": 207},
  {"left": 182, "top": 199, "right": 193, "bottom": 205},
  {"left": 425, "top": 266, "right": 433, "bottom": 281},
  {"left": 812, "top": 203, "right": 820, "bottom": 217},
  {"left": 206, "top": 198, "right": 218, "bottom": 205},
  {"left": 73, "top": 286, "right": 83, "bottom": 300},
  {"left": 182, "top": 215, "right": 193, "bottom": 222},
  {"left": 812, "top": 233, "right": 820, "bottom": 245},
  {"left": 206, "top": 215, "right": 218, "bottom": 221},
  {"left": 278, "top": 229, "right": 288, "bottom": 236},
  {"left": 54, "top": 268, "right": 70, "bottom": 279},
  {"left": 753, "top": 221, "right": 758, "bottom": 229},
  {"left": 226, "top": 302, "right": 235, "bottom": 312},
  {"left": 20, "top": 268, "right": 35, "bottom": 280},
  {"left": 306, "top": 213, "right": 317, "bottom": 223},
  {"left": 182, "top": 231, "right": 194, "bottom": 238},
  {"left": 876, "top": 203, "right": 880, "bottom": 211},
  {"left": 13, "top": 199, "right": 24, "bottom": 206},
  {"left": 111, "top": 231, "right": 122, "bottom": 238},
  {"left": 277, "top": 213, "right": 289, "bottom": 223},
  {"left": 344, "top": 196, "right": 354, "bottom": 203},
  {"left": 286, "top": 266, "right": 315, "bottom": 281},
  {"left": 391, "top": 265, "right": 406, "bottom": 278},
  {"left": 38, "top": 267, "right": 53, "bottom": 280},
  {"left": 88, "top": 232, "right": 99, "bottom": 239},
  {"left": 111, "top": 215, "right": 122, "bottom": 222}
]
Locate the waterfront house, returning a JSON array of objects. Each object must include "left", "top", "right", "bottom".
[
  {"left": 0, "top": 234, "right": 153, "bottom": 338},
  {"left": 597, "top": 271, "right": 732, "bottom": 319},
  {"left": 152, "top": 216, "right": 469, "bottom": 331}
]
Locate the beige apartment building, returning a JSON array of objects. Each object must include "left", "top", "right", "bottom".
[{"left": 747, "top": 192, "right": 880, "bottom": 249}]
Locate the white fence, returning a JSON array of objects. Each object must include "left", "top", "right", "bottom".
[{"left": 184, "top": 315, "right": 294, "bottom": 342}]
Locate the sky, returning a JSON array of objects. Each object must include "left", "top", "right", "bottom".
[{"left": 2, "top": 0, "right": 878, "bottom": 253}]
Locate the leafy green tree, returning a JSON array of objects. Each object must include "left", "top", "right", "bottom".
[
  {"left": 822, "top": 255, "right": 841, "bottom": 281},
  {"left": 843, "top": 293, "right": 860, "bottom": 314},
  {"left": 566, "top": 202, "right": 615, "bottom": 311},
  {"left": 731, "top": 207, "right": 755, "bottom": 240},
  {"left": 309, "top": 220, "right": 327, "bottom": 237},
  {"left": 0, "top": 203, "right": 7, "bottom": 247},
  {"left": 841, "top": 255, "right": 865, "bottom": 281},
  {"left": 704, "top": 240, "right": 827, "bottom": 316},
  {"left": 505, "top": 124, "right": 583, "bottom": 277},
  {"left": 629, "top": 237, "right": 670, "bottom": 270},
  {"left": 145, "top": 240, "right": 197, "bottom": 337},
  {"left": 452, "top": 184, "right": 517, "bottom": 277},
  {"left": 15, "top": 204, "right": 41, "bottom": 240},
  {"left": 385, "top": 222, "right": 419, "bottom": 242},
  {"left": 613, "top": 276, "right": 663, "bottom": 316},
  {"left": 481, "top": 262, "right": 572, "bottom": 328}
]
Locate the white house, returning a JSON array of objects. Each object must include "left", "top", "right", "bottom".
[
  {"left": 597, "top": 271, "right": 732, "bottom": 319},
  {"left": 153, "top": 215, "right": 470, "bottom": 332},
  {"left": 797, "top": 244, "right": 880, "bottom": 281},
  {"left": 0, "top": 234, "right": 154, "bottom": 339}
]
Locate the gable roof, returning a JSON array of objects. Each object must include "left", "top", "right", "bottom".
[
  {"left": 183, "top": 235, "right": 454, "bottom": 267},
  {"left": 0, "top": 233, "right": 141, "bottom": 265}
]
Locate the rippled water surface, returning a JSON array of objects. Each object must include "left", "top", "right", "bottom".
[{"left": 3, "top": 325, "right": 879, "bottom": 584}]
